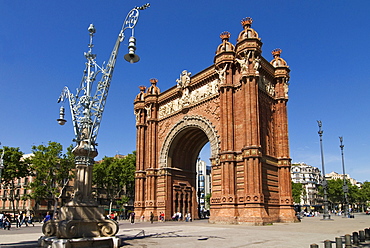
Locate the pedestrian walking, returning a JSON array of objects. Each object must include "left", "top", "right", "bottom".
[
  {"left": 43, "top": 212, "right": 51, "bottom": 223},
  {"left": 19, "top": 212, "right": 28, "bottom": 227}
]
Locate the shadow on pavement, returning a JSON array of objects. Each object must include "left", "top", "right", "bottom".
[
  {"left": 0, "top": 240, "right": 39, "bottom": 248},
  {"left": 118, "top": 229, "right": 224, "bottom": 245}
]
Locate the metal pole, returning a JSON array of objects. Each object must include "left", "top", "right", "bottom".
[
  {"left": 0, "top": 142, "right": 4, "bottom": 184},
  {"left": 339, "top": 137, "right": 349, "bottom": 218},
  {"left": 317, "top": 121, "right": 331, "bottom": 220}
]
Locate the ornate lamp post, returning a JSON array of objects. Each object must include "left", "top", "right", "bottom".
[
  {"left": 317, "top": 121, "right": 331, "bottom": 220},
  {"left": 0, "top": 143, "right": 4, "bottom": 183},
  {"left": 41, "top": 4, "right": 149, "bottom": 245},
  {"left": 339, "top": 136, "right": 349, "bottom": 217}
]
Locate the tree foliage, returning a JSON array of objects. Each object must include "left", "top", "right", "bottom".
[
  {"left": 318, "top": 179, "right": 370, "bottom": 210},
  {"left": 92, "top": 152, "right": 136, "bottom": 212},
  {"left": 291, "top": 182, "right": 305, "bottom": 204},
  {"left": 0, "top": 146, "right": 29, "bottom": 215},
  {"left": 205, "top": 193, "right": 211, "bottom": 209},
  {"left": 326, "top": 179, "right": 346, "bottom": 205},
  {"left": 1, "top": 146, "right": 28, "bottom": 185},
  {"left": 27, "top": 141, "right": 74, "bottom": 213}
]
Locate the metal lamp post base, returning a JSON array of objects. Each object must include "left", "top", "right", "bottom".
[
  {"left": 321, "top": 214, "right": 333, "bottom": 221},
  {"left": 41, "top": 205, "right": 118, "bottom": 239}
]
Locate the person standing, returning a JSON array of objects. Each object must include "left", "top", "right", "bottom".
[
  {"left": 27, "top": 212, "right": 34, "bottom": 227},
  {"left": 0, "top": 212, "right": 4, "bottom": 229},
  {"left": 3, "top": 214, "right": 11, "bottom": 230},
  {"left": 150, "top": 212, "right": 154, "bottom": 224},
  {"left": 17, "top": 212, "right": 23, "bottom": 228},
  {"left": 161, "top": 212, "right": 165, "bottom": 222},
  {"left": 130, "top": 212, "right": 135, "bottom": 225}
]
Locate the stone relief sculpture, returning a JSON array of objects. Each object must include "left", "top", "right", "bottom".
[
  {"left": 236, "top": 51, "right": 251, "bottom": 75},
  {"left": 158, "top": 70, "right": 220, "bottom": 119},
  {"left": 134, "top": 109, "right": 141, "bottom": 123},
  {"left": 235, "top": 57, "right": 249, "bottom": 74},
  {"left": 176, "top": 70, "right": 192, "bottom": 106},
  {"left": 259, "top": 76, "right": 275, "bottom": 97},
  {"left": 283, "top": 78, "right": 289, "bottom": 98},
  {"left": 215, "top": 64, "right": 228, "bottom": 85},
  {"left": 176, "top": 70, "right": 191, "bottom": 89},
  {"left": 145, "top": 103, "right": 152, "bottom": 119},
  {"left": 253, "top": 56, "right": 261, "bottom": 74}
]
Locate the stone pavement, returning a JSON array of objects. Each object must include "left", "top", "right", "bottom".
[{"left": 0, "top": 213, "right": 369, "bottom": 247}]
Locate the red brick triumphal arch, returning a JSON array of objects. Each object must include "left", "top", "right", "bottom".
[{"left": 133, "top": 17, "right": 297, "bottom": 224}]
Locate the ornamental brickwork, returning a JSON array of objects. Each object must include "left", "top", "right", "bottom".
[{"left": 133, "top": 17, "right": 297, "bottom": 224}]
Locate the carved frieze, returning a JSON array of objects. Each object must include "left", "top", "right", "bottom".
[
  {"left": 158, "top": 71, "right": 219, "bottom": 119},
  {"left": 258, "top": 75, "right": 275, "bottom": 97}
]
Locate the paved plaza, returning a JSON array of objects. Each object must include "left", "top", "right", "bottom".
[{"left": 0, "top": 213, "right": 369, "bottom": 247}]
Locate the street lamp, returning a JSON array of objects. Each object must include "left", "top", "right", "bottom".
[
  {"left": 317, "top": 120, "right": 331, "bottom": 220},
  {"left": 0, "top": 143, "right": 4, "bottom": 184},
  {"left": 339, "top": 136, "right": 349, "bottom": 218},
  {"left": 43, "top": 4, "right": 149, "bottom": 242}
]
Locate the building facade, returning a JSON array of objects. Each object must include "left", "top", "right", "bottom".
[
  {"left": 325, "top": 171, "right": 357, "bottom": 186},
  {"left": 291, "top": 163, "right": 322, "bottom": 206},
  {"left": 196, "top": 159, "right": 211, "bottom": 215}
]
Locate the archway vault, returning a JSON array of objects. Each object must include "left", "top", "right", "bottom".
[
  {"left": 159, "top": 115, "right": 220, "bottom": 169},
  {"left": 133, "top": 17, "right": 297, "bottom": 224}
]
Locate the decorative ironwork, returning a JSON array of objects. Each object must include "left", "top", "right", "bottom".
[{"left": 57, "top": 4, "right": 150, "bottom": 154}]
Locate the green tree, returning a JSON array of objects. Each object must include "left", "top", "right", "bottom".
[
  {"left": 349, "top": 181, "right": 370, "bottom": 211},
  {"left": 318, "top": 178, "right": 366, "bottom": 211},
  {"left": 27, "top": 142, "right": 74, "bottom": 217},
  {"left": 205, "top": 193, "right": 211, "bottom": 209},
  {"left": 291, "top": 182, "right": 304, "bottom": 204},
  {"left": 326, "top": 179, "right": 344, "bottom": 206},
  {"left": 93, "top": 152, "right": 136, "bottom": 214},
  {"left": 0, "top": 146, "right": 29, "bottom": 221},
  {"left": 360, "top": 182, "right": 370, "bottom": 210}
]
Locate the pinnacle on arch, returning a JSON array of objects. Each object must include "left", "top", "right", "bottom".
[
  {"left": 236, "top": 17, "right": 259, "bottom": 42},
  {"left": 272, "top": 48, "right": 282, "bottom": 58},
  {"left": 220, "top": 31, "right": 231, "bottom": 41},
  {"left": 241, "top": 17, "right": 253, "bottom": 29},
  {"left": 135, "top": 85, "right": 146, "bottom": 100},
  {"left": 270, "top": 48, "right": 289, "bottom": 68},
  {"left": 215, "top": 31, "right": 235, "bottom": 55},
  {"left": 147, "top": 78, "right": 160, "bottom": 95}
]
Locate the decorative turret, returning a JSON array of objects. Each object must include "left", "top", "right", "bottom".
[
  {"left": 270, "top": 48, "right": 288, "bottom": 68},
  {"left": 215, "top": 31, "right": 235, "bottom": 55},
  {"left": 237, "top": 17, "right": 260, "bottom": 42},
  {"left": 235, "top": 17, "right": 262, "bottom": 65},
  {"left": 135, "top": 85, "right": 147, "bottom": 102},
  {"left": 214, "top": 31, "right": 235, "bottom": 66},
  {"left": 146, "top": 78, "right": 160, "bottom": 95},
  {"left": 270, "top": 48, "right": 290, "bottom": 99}
]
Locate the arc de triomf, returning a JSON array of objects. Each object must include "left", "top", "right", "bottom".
[{"left": 133, "top": 17, "right": 297, "bottom": 224}]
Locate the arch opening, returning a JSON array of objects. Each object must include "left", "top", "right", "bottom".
[{"left": 160, "top": 116, "right": 218, "bottom": 220}]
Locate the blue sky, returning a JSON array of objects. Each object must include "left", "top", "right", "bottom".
[{"left": 1, "top": 1, "right": 370, "bottom": 182}]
